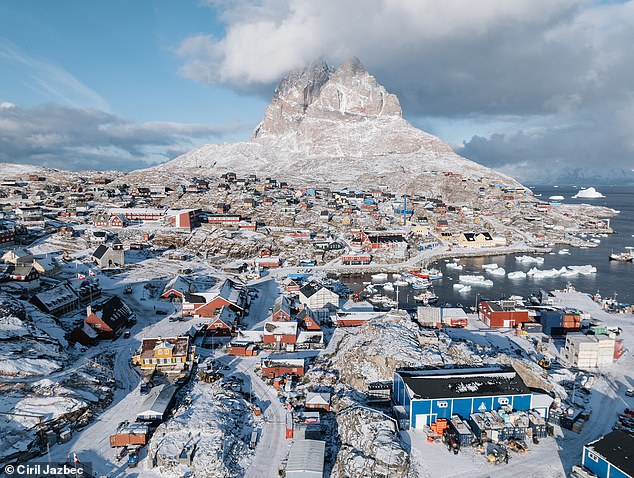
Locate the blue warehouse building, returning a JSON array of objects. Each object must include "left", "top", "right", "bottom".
[
  {"left": 582, "top": 431, "right": 634, "bottom": 478},
  {"left": 393, "top": 366, "right": 545, "bottom": 429}
]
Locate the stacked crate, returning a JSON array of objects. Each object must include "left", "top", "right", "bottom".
[{"left": 430, "top": 418, "right": 448, "bottom": 436}]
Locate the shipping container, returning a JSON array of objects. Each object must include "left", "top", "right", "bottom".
[{"left": 449, "top": 415, "right": 474, "bottom": 447}]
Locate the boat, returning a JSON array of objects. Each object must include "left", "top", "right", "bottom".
[
  {"left": 609, "top": 250, "right": 634, "bottom": 262},
  {"left": 414, "top": 290, "right": 438, "bottom": 305},
  {"left": 371, "top": 273, "right": 389, "bottom": 282},
  {"left": 410, "top": 268, "right": 443, "bottom": 280}
]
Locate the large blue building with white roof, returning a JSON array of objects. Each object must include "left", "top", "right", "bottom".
[{"left": 393, "top": 366, "right": 544, "bottom": 429}]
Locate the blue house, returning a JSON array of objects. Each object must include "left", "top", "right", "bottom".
[
  {"left": 582, "top": 431, "right": 634, "bottom": 478},
  {"left": 393, "top": 366, "right": 539, "bottom": 429}
]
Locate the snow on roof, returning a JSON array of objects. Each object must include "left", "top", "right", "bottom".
[
  {"left": 285, "top": 439, "right": 325, "bottom": 475},
  {"left": 137, "top": 384, "right": 178, "bottom": 418},
  {"left": 108, "top": 207, "right": 167, "bottom": 215},
  {"left": 162, "top": 275, "right": 191, "bottom": 295},
  {"left": 34, "top": 283, "right": 78, "bottom": 309},
  {"left": 397, "top": 366, "right": 530, "bottom": 400},
  {"left": 235, "top": 330, "right": 264, "bottom": 342},
  {"left": 297, "top": 331, "right": 324, "bottom": 344},
  {"left": 417, "top": 307, "right": 468, "bottom": 322},
  {"left": 140, "top": 336, "right": 190, "bottom": 359},
  {"left": 305, "top": 392, "right": 330, "bottom": 405},
  {"left": 264, "top": 321, "right": 298, "bottom": 335}
]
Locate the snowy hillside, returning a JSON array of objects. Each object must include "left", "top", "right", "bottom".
[{"left": 142, "top": 59, "right": 522, "bottom": 193}]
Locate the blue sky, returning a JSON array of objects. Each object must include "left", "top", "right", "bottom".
[
  {"left": 1, "top": 0, "right": 634, "bottom": 182},
  {"left": 0, "top": 1, "right": 265, "bottom": 126}
]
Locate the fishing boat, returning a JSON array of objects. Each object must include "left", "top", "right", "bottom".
[
  {"left": 410, "top": 268, "right": 443, "bottom": 280},
  {"left": 609, "top": 249, "right": 634, "bottom": 262},
  {"left": 414, "top": 290, "right": 438, "bottom": 305}
]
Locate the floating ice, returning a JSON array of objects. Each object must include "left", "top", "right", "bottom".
[
  {"left": 515, "top": 255, "right": 545, "bottom": 265},
  {"left": 572, "top": 187, "right": 605, "bottom": 199}
]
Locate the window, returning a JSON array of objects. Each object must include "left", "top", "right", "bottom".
[
  {"left": 587, "top": 452, "right": 599, "bottom": 463},
  {"left": 437, "top": 401, "right": 448, "bottom": 408},
  {"left": 157, "top": 349, "right": 163, "bottom": 355},
  {"left": 498, "top": 398, "right": 509, "bottom": 405}
]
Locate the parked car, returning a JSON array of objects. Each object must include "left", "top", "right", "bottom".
[{"left": 625, "top": 389, "right": 634, "bottom": 397}]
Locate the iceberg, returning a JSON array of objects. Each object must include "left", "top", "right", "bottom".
[
  {"left": 507, "top": 271, "right": 527, "bottom": 280},
  {"left": 447, "top": 262, "right": 464, "bottom": 270},
  {"left": 515, "top": 255, "right": 545, "bottom": 265},
  {"left": 482, "top": 263, "right": 499, "bottom": 270},
  {"left": 572, "top": 187, "right": 605, "bottom": 199},
  {"left": 459, "top": 275, "right": 494, "bottom": 286},
  {"left": 486, "top": 267, "right": 506, "bottom": 276}
]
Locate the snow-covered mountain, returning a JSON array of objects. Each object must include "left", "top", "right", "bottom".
[{"left": 148, "top": 59, "right": 521, "bottom": 192}]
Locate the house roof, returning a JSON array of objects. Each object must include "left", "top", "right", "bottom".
[
  {"left": 299, "top": 281, "right": 321, "bottom": 299},
  {"left": 306, "top": 392, "right": 331, "bottom": 404},
  {"left": 272, "top": 295, "right": 291, "bottom": 317},
  {"left": 264, "top": 321, "right": 298, "bottom": 335},
  {"left": 98, "top": 296, "right": 132, "bottom": 330},
  {"left": 213, "top": 305, "right": 237, "bottom": 326},
  {"left": 33, "top": 283, "right": 78, "bottom": 310},
  {"left": 397, "top": 366, "right": 530, "bottom": 400},
  {"left": 162, "top": 275, "right": 192, "bottom": 295},
  {"left": 587, "top": 430, "right": 634, "bottom": 477},
  {"left": 137, "top": 384, "right": 178, "bottom": 418},
  {"left": 297, "top": 331, "right": 324, "bottom": 343},
  {"left": 9, "top": 264, "right": 37, "bottom": 276},
  {"left": 286, "top": 439, "right": 325, "bottom": 475},
  {"left": 140, "top": 336, "right": 191, "bottom": 359},
  {"left": 92, "top": 244, "right": 109, "bottom": 259}
]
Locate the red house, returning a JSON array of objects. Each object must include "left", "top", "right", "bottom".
[
  {"left": 263, "top": 321, "right": 297, "bottom": 349},
  {"left": 182, "top": 279, "right": 247, "bottom": 318},
  {"left": 206, "top": 306, "right": 237, "bottom": 336},
  {"left": 227, "top": 341, "right": 258, "bottom": 356},
  {"left": 297, "top": 310, "right": 321, "bottom": 331},
  {"left": 272, "top": 295, "right": 292, "bottom": 322},
  {"left": 479, "top": 300, "right": 530, "bottom": 328},
  {"left": 261, "top": 357, "right": 305, "bottom": 378},
  {"left": 82, "top": 297, "right": 132, "bottom": 340}
]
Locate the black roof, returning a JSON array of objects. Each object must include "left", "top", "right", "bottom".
[
  {"left": 99, "top": 296, "right": 132, "bottom": 330},
  {"left": 184, "top": 292, "right": 206, "bottom": 303},
  {"left": 588, "top": 430, "right": 634, "bottom": 476},
  {"left": 397, "top": 366, "right": 530, "bottom": 400},
  {"left": 299, "top": 282, "right": 321, "bottom": 299},
  {"left": 92, "top": 244, "right": 108, "bottom": 259}
]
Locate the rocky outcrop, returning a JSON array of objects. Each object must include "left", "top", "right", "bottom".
[{"left": 333, "top": 407, "right": 410, "bottom": 478}]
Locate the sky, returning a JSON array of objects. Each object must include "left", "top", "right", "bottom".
[{"left": 1, "top": 0, "right": 633, "bottom": 182}]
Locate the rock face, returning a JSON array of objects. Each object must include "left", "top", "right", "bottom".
[
  {"left": 333, "top": 407, "right": 410, "bottom": 478},
  {"left": 253, "top": 58, "right": 401, "bottom": 140},
  {"left": 149, "top": 58, "right": 520, "bottom": 192}
]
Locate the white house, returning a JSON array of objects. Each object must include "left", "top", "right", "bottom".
[{"left": 298, "top": 282, "right": 339, "bottom": 310}]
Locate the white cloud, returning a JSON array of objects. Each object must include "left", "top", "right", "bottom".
[
  {"left": 176, "top": 0, "right": 634, "bottom": 182},
  {"left": 0, "top": 104, "right": 242, "bottom": 170}
]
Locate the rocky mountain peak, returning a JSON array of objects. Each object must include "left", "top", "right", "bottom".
[{"left": 252, "top": 58, "right": 401, "bottom": 139}]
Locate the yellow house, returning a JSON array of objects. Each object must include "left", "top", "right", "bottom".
[
  {"left": 412, "top": 225, "right": 430, "bottom": 236},
  {"left": 133, "top": 336, "right": 196, "bottom": 371}
]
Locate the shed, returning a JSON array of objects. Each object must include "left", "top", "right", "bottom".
[
  {"left": 136, "top": 384, "right": 178, "bottom": 422},
  {"left": 285, "top": 439, "right": 325, "bottom": 478}
]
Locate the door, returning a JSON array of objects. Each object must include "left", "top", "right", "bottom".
[{"left": 415, "top": 413, "right": 436, "bottom": 429}]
